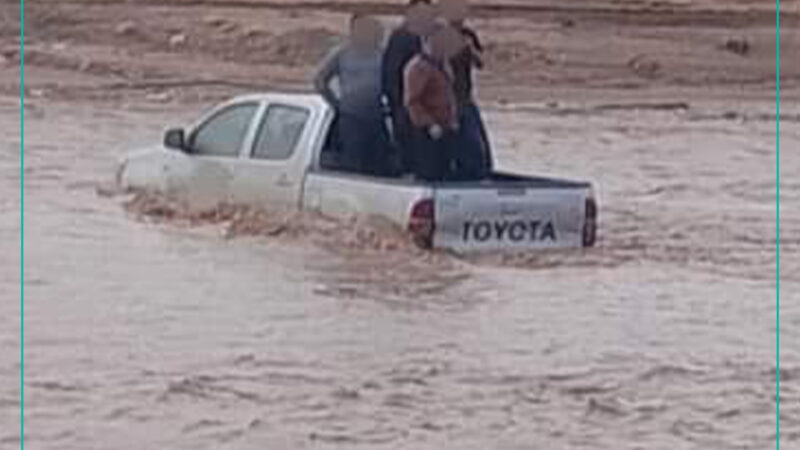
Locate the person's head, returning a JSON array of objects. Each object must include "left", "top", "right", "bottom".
[
  {"left": 424, "top": 23, "right": 464, "bottom": 60},
  {"left": 350, "top": 14, "right": 384, "bottom": 51},
  {"left": 440, "top": 0, "right": 470, "bottom": 26},
  {"left": 405, "top": 0, "right": 437, "bottom": 36}
]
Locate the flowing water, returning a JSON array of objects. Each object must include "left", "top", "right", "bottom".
[{"left": 1, "top": 97, "right": 798, "bottom": 449}]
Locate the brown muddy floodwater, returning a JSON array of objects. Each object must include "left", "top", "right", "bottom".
[{"left": 1, "top": 97, "right": 798, "bottom": 449}]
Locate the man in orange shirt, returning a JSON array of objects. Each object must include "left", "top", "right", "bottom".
[{"left": 403, "top": 25, "right": 463, "bottom": 181}]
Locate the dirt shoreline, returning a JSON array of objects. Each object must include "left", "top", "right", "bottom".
[{"left": 3, "top": 0, "right": 797, "bottom": 109}]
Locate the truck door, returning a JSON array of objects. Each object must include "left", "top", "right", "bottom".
[
  {"left": 231, "top": 102, "right": 315, "bottom": 207},
  {"left": 161, "top": 100, "right": 262, "bottom": 209}
]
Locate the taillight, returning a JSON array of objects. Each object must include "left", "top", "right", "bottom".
[
  {"left": 583, "top": 197, "right": 598, "bottom": 247},
  {"left": 408, "top": 198, "right": 435, "bottom": 249}
]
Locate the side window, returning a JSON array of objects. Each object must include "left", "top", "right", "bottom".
[
  {"left": 191, "top": 103, "right": 259, "bottom": 157},
  {"left": 251, "top": 104, "right": 310, "bottom": 160}
]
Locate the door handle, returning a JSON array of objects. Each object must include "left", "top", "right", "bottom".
[{"left": 277, "top": 174, "right": 292, "bottom": 187}]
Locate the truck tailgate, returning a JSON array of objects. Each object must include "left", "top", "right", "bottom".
[{"left": 433, "top": 183, "right": 591, "bottom": 252}]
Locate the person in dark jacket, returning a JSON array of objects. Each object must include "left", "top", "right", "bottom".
[
  {"left": 441, "top": 0, "right": 493, "bottom": 178},
  {"left": 381, "top": 0, "right": 437, "bottom": 173},
  {"left": 403, "top": 25, "right": 463, "bottom": 181}
]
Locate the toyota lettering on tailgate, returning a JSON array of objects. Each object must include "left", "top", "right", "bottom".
[{"left": 462, "top": 220, "right": 557, "bottom": 243}]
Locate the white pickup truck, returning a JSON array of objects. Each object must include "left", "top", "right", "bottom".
[{"left": 119, "top": 92, "right": 597, "bottom": 252}]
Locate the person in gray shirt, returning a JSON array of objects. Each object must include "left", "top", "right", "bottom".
[{"left": 314, "top": 14, "right": 390, "bottom": 175}]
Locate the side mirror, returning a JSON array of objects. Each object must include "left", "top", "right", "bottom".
[{"left": 163, "top": 128, "right": 187, "bottom": 152}]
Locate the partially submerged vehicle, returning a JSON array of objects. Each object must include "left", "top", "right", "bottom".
[{"left": 119, "top": 93, "right": 598, "bottom": 252}]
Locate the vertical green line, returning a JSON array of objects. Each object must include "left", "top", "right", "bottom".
[
  {"left": 775, "top": 0, "right": 781, "bottom": 449},
  {"left": 19, "top": 0, "right": 24, "bottom": 447}
]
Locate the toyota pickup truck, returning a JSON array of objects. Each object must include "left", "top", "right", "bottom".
[{"left": 118, "top": 92, "right": 597, "bottom": 252}]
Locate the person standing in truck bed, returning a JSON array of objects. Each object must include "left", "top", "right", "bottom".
[
  {"left": 381, "top": 0, "right": 437, "bottom": 173},
  {"left": 403, "top": 24, "right": 464, "bottom": 181},
  {"left": 441, "top": 0, "right": 493, "bottom": 178},
  {"left": 314, "top": 14, "right": 389, "bottom": 175}
]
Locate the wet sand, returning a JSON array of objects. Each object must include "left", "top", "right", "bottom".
[{"left": 2, "top": 0, "right": 799, "bottom": 448}]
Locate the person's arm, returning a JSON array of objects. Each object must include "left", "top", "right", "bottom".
[
  {"left": 314, "top": 46, "right": 342, "bottom": 109},
  {"left": 404, "top": 61, "right": 436, "bottom": 129},
  {"left": 382, "top": 33, "right": 403, "bottom": 109},
  {"left": 465, "top": 28, "right": 484, "bottom": 70}
]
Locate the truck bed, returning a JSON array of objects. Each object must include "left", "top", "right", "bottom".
[
  {"left": 304, "top": 168, "right": 597, "bottom": 252},
  {"left": 311, "top": 167, "right": 591, "bottom": 189}
]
